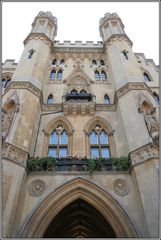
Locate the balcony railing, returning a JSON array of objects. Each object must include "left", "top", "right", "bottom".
[
  {"left": 27, "top": 156, "right": 131, "bottom": 174},
  {"left": 63, "top": 93, "right": 94, "bottom": 102}
]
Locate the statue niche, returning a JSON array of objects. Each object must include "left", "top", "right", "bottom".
[
  {"left": 2, "top": 94, "right": 19, "bottom": 141},
  {"left": 139, "top": 101, "right": 159, "bottom": 140}
]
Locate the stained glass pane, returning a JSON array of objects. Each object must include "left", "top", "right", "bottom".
[
  {"left": 49, "top": 131, "right": 58, "bottom": 144},
  {"left": 59, "top": 147, "right": 68, "bottom": 157},
  {"left": 101, "top": 147, "right": 110, "bottom": 158},
  {"left": 100, "top": 131, "right": 108, "bottom": 144},
  {"left": 104, "top": 95, "right": 110, "bottom": 104},
  {"left": 60, "top": 131, "right": 68, "bottom": 144},
  {"left": 48, "top": 147, "right": 57, "bottom": 157},
  {"left": 91, "top": 147, "right": 99, "bottom": 158},
  {"left": 50, "top": 70, "right": 56, "bottom": 79},
  {"left": 57, "top": 70, "right": 62, "bottom": 80},
  {"left": 90, "top": 131, "right": 98, "bottom": 144}
]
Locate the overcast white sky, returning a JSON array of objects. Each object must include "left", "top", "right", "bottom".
[{"left": 2, "top": 2, "right": 159, "bottom": 65}]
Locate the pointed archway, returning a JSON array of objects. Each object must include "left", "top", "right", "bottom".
[
  {"left": 43, "top": 198, "right": 116, "bottom": 238},
  {"left": 19, "top": 178, "right": 139, "bottom": 238}
]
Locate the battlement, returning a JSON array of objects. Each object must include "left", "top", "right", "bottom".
[
  {"left": 135, "top": 53, "right": 159, "bottom": 71},
  {"left": 99, "top": 12, "right": 124, "bottom": 28},
  {"left": 32, "top": 11, "right": 57, "bottom": 27},
  {"left": 54, "top": 40, "right": 103, "bottom": 48},
  {"left": 2, "top": 59, "right": 17, "bottom": 68}
]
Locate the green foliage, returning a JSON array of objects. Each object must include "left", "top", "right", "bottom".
[
  {"left": 27, "top": 157, "right": 57, "bottom": 171},
  {"left": 87, "top": 158, "right": 97, "bottom": 176},
  {"left": 111, "top": 156, "right": 130, "bottom": 170}
]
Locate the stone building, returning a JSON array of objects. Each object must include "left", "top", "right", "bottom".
[{"left": 2, "top": 11, "right": 159, "bottom": 238}]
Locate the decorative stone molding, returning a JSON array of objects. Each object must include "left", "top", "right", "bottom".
[
  {"left": 130, "top": 140, "right": 159, "bottom": 166},
  {"left": 113, "top": 178, "right": 129, "bottom": 196},
  {"left": 104, "top": 34, "right": 133, "bottom": 48},
  {"left": 24, "top": 33, "right": 53, "bottom": 47},
  {"left": 2, "top": 142, "right": 28, "bottom": 163},
  {"left": 96, "top": 104, "right": 116, "bottom": 111},
  {"left": 6, "top": 81, "right": 41, "bottom": 98},
  {"left": 42, "top": 103, "right": 62, "bottom": 111},
  {"left": 63, "top": 102, "right": 96, "bottom": 116},
  {"left": 28, "top": 179, "right": 46, "bottom": 197},
  {"left": 116, "top": 82, "right": 153, "bottom": 98}
]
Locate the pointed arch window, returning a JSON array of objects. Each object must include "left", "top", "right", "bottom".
[
  {"left": 2, "top": 78, "right": 11, "bottom": 89},
  {"left": 52, "top": 59, "right": 57, "bottom": 65},
  {"left": 71, "top": 89, "right": 78, "bottom": 94},
  {"left": 60, "top": 59, "right": 65, "bottom": 65},
  {"left": 80, "top": 89, "right": 87, "bottom": 94},
  {"left": 100, "top": 59, "right": 105, "bottom": 66},
  {"left": 48, "top": 126, "right": 68, "bottom": 158},
  {"left": 153, "top": 92, "right": 159, "bottom": 105},
  {"left": 50, "top": 70, "right": 56, "bottom": 80},
  {"left": 57, "top": 70, "right": 63, "bottom": 80},
  {"left": 92, "top": 59, "right": 97, "bottom": 66},
  {"left": 104, "top": 95, "right": 110, "bottom": 104},
  {"left": 143, "top": 72, "right": 151, "bottom": 82},
  {"left": 47, "top": 94, "right": 54, "bottom": 104},
  {"left": 90, "top": 125, "right": 110, "bottom": 158},
  {"left": 95, "top": 70, "right": 100, "bottom": 80},
  {"left": 101, "top": 70, "right": 107, "bottom": 80}
]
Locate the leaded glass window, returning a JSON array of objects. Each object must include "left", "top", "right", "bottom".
[
  {"left": 90, "top": 126, "right": 110, "bottom": 158},
  {"left": 48, "top": 126, "right": 68, "bottom": 158}
]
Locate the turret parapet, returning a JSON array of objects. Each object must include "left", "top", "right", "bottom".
[
  {"left": 99, "top": 12, "right": 129, "bottom": 44},
  {"left": 135, "top": 53, "right": 159, "bottom": 71},
  {"left": 99, "top": 12, "right": 124, "bottom": 29},
  {"left": 54, "top": 40, "right": 103, "bottom": 48},
  {"left": 32, "top": 11, "right": 57, "bottom": 27},
  {"left": 2, "top": 59, "right": 17, "bottom": 68}
]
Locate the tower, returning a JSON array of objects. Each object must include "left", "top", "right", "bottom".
[
  {"left": 2, "top": 11, "right": 57, "bottom": 237},
  {"left": 99, "top": 13, "right": 159, "bottom": 237}
]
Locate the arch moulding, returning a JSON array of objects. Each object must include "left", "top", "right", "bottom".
[{"left": 18, "top": 178, "right": 139, "bottom": 238}]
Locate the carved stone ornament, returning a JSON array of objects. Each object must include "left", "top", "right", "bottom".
[
  {"left": 130, "top": 140, "right": 159, "bottom": 166},
  {"left": 2, "top": 142, "right": 28, "bottom": 163},
  {"left": 28, "top": 179, "right": 46, "bottom": 197},
  {"left": 2, "top": 91, "right": 20, "bottom": 141},
  {"left": 113, "top": 178, "right": 129, "bottom": 196}
]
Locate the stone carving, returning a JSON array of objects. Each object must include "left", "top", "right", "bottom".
[
  {"left": 10, "top": 82, "right": 41, "bottom": 98},
  {"left": 130, "top": 141, "right": 159, "bottom": 166},
  {"left": 2, "top": 92, "right": 20, "bottom": 141},
  {"left": 138, "top": 93, "right": 159, "bottom": 140},
  {"left": 113, "top": 179, "right": 129, "bottom": 196},
  {"left": 143, "top": 109, "right": 159, "bottom": 139},
  {"left": 2, "top": 142, "right": 28, "bottom": 163},
  {"left": 28, "top": 179, "right": 46, "bottom": 197}
]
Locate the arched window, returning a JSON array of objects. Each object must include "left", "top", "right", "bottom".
[
  {"left": 50, "top": 70, "right": 56, "bottom": 80},
  {"left": 47, "top": 94, "right": 54, "bottom": 104},
  {"left": 92, "top": 59, "right": 97, "bottom": 66},
  {"left": 122, "top": 50, "right": 128, "bottom": 60},
  {"left": 90, "top": 125, "right": 110, "bottom": 158},
  {"left": 143, "top": 73, "right": 151, "bottom": 82},
  {"left": 48, "top": 126, "right": 68, "bottom": 158},
  {"left": 60, "top": 59, "right": 65, "bottom": 65},
  {"left": 57, "top": 70, "right": 62, "bottom": 80},
  {"left": 153, "top": 92, "right": 159, "bottom": 105},
  {"left": 28, "top": 49, "right": 35, "bottom": 59},
  {"left": 101, "top": 70, "right": 107, "bottom": 80},
  {"left": 2, "top": 78, "right": 11, "bottom": 89},
  {"left": 52, "top": 59, "right": 57, "bottom": 65},
  {"left": 80, "top": 89, "right": 87, "bottom": 94},
  {"left": 104, "top": 95, "right": 110, "bottom": 104},
  {"left": 71, "top": 89, "right": 78, "bottom": 94},
  {"left": 95, "top": 70, "right": 100, "bottom": 80},
  {"left": 100, "top": 59, "right": 105, "bottom": 66}
]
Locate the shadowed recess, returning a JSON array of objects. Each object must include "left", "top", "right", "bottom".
[{"left": 43, "top": 198, "right": 116, "bottom": 238}]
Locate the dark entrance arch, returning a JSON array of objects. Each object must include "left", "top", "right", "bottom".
[{"left": 43, "top": 198, "right": 116, "bottom": 238}]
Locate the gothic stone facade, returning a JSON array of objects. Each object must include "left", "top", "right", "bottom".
[{"left": 2, "top": 11, "right": 159, "bottom": 238}]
